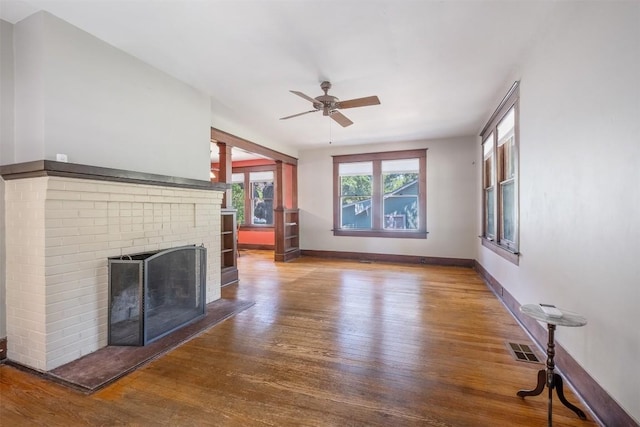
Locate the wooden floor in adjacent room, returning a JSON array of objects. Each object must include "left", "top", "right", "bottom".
[{"left": 0, "top": 250, "right": 597, "bottom": 426}]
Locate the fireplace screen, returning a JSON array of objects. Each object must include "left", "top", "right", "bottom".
[{"left": 108, "top": 245, "right": 206, "bottom": 346}]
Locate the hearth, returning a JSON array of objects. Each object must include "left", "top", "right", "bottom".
[{"left": 108, "top": 245, "right": 207, "bottom": 346}]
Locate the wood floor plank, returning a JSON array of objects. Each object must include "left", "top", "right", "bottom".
[{"left": 0, "top": 250, "right": 598, "bottom": 426}]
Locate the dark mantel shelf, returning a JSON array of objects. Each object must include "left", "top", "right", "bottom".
[{"left": 0, "top": 160, "right": 229, "bottom": 191}]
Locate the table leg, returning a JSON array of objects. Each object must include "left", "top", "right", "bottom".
[
  {"left": 554, "top": 373, "right": 587, "bottom": 420},
  {"left": 517, "top": 369, "right": 546, "bottom": 397}
]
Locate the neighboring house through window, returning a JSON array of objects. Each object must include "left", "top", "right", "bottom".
[
  {"left": 333, "top": 149, "right": 427, "bottom": 238},
  {"left": 481, "top": 81, "right": 519, "bottom": 263}
]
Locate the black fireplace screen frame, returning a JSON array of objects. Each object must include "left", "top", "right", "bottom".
[{"left": 108, "top": 245, "right": 207, "bottom": 346}]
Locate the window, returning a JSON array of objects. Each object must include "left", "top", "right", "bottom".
[
  {"left": 333, "top": 149, "right": 427, "bottom": 239},
  {"left": 481, "top": 82, "right": 519, "bottom": 262},
  {"left": 232, "top": 167, "right": 274, "bottom": 227},
  {"left": 250, "top": 171, "right": 274, "bottom": 225},
  {"left": 231, "top": 173, "right": 245, "bottom": 224}
]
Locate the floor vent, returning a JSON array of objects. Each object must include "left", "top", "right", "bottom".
[{"left": 506, "top": 342, "right": 542, "bottom": 363}]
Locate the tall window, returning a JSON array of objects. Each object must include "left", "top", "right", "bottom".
[
  {"left": 232, "top": 167, "right": 274, "bottom": 227},
  {"left": 481, "top": 82, "right": 519, "bottom": 261},
  {"left": 250, "top": 171, "right": 274, "bottom": 225},
  {"left": 231, "top": 173, "right": 245, "bottom": 224},
  {"left": 333, "top": 149, "right": 427, "bottom": 239}
]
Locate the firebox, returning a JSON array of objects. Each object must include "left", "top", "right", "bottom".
[{"left": 108, "top": 245, "right": 206, "bottom": 346}]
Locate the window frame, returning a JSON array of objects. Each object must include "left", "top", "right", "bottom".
[
  {"left": 332, "top": 149, "right": 427, "bottom": 239},
  {"left": 232, "top": 165, "right": 276, "bottom": 229},
  {"left": 480, "top": 82, "right": 520, "bottom": 264}
]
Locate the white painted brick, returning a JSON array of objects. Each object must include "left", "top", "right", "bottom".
[
  {"left": 77, "top": 241, "right": 110, "bottom": 252},
  {"left": 47, "top": 245, "right": 81, "bottom": 258},
  {"left": 60, "top": 234, "right": 100, "bottom": 247},
  {"left": 110, "top": 193, "right": 135, "bottom": 202},
  {"left": 80, "top": 192, "right": 110, "bottom": 202},
  {"left": 48, "top": 190, "right": 81, "bottom": 201},
  {"left": 78, "top": 209, "right": 108, "bottom": 218}
]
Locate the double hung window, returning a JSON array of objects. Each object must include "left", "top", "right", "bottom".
[
  {"left": 333, "top": 149, "right": 427, "bottom": 239},
  {"left": 481, "top": 82, "right": 519, "bottom": 261}
]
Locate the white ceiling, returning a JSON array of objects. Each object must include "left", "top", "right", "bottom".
[{"left": 1, "top": 0, "right": 558, "bottom": 155}]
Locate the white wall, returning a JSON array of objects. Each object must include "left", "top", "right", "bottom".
[
  {"left": 0, "top": 19, "right": 15, "bottom": 340},
  {"left": 0, "top": 177, "right": 5, "bottom": 341},
  {"left": 477, "top": 2, "right": 640, "bottom": 422},
  {"left": 11, "top": 12, "right": 211, "bottom": 181},
  {"left": 299, "top": 137, "right": 476, "bottom": 259}
]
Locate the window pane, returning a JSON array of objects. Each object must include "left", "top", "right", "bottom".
[
  {"left": 484, "top": 155, "right": 494, "bottom": 187},
  {"left": 249, "top": 171, "right": 274, "bottom": 181},
  {"left": 384, "top": 196, "right": 418, "bottom": 230},
  {"left": 341, "top": 197, "right": 371, "bottom": 229},
  {"left": 251, "top": 181, "right": 273, "bottom": 225},
  {"left": 501, "top": 137, "right": 515, "bottom": 180},
  {"left": 497, "top": 108, "right": 515, "bottom": 145},
  {"left": 232, "top": 182, "right": 244, "bottom": 224},
  {"left": 383, "top": 172, "right": 418, "bottom": 195},
  {"left": 231, "top": 173, "right": 244, "bottom": 183},
  {"left": 383, "top": 171, "right": 419, "bottom": 230},
  {"left": 340, "top": 175, "right": 372, "bottom": 197},
  {"left": 339, "top": 161, "right": 372, "bottom": 175},
  {"left": 381, "top": 158, "right": 419, "bottom": 173},
  {"left": 501, "top": 181, "right": 515, "bottom": 243},
  {"left": 483, "top": 133, "right": 494, "bottom": 157},
  {"left": 486, "top": 187, "right": 495, "bottom": 238}
]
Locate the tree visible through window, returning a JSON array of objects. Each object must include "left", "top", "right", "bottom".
[
  {"left": 231, "top": 173, "right": 245, "bottom": 224},
  {"left": 333, "top": 149, "right": 427, "bottom": 239}
]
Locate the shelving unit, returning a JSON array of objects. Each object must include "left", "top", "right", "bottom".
[
  {"left": 276, "top": 209, "right": 300, "bottom": 262},
  {"left": 220, "top": 209, "right": 238, "bottom": 286}
]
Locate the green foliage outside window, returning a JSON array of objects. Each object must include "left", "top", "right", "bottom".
[
  {"left": 340, "top": 175, "right": 371, "bottom": 204},
  {"left": 384, "top": 173, "right": 418, "bottom": 194},
  {"left": 232, "top": 183, "right": 244, "bottom": 224}
]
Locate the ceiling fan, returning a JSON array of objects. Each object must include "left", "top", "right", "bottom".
[{"left": 280, "top": 81, "right": 380, "bottom": 127}]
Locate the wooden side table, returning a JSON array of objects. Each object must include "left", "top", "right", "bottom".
[{"left": 518, "top": 304, "right": 588, "bottom": 426}]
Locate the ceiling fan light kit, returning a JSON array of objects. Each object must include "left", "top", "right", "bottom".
[{"left": 280, "top": 81, "right": 380, "bottom": 127}]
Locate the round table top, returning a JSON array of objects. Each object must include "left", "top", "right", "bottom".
[{"left": 520, "top": 304, "right": 587, "bottom": 327}]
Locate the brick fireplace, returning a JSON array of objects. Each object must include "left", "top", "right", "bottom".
[{"left": 1, "top": 161, "right": 226, "bottom": 371}]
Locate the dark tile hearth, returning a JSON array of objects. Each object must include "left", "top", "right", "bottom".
[{"left": 48, "top": 298, "right": 254, "bottom": 393}]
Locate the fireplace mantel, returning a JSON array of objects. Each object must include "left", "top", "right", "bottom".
[{"left": 0, "top": 160, "right": 229, "bottom": 191}]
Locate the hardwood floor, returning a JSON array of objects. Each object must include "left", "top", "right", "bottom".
[{"left": 1, "top": 250, "right": 597, "bottom": 426}]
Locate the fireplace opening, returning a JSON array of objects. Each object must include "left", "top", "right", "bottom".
[{"left": 108, "top": 245, "right": 206, "bottom": 346}]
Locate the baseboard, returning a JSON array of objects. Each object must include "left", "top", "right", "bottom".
[
  {"left": 301, "top": 249, "right": 474, "bottom": 268},
  {"left": 474, "top": 261, "right": 638, "bottom": 427}
]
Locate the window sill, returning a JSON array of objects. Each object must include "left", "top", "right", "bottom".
[
  {"left": 480, "top": 237, "right": 519, "bottom": 265},
  {"left": 334, "top": 229, "right": 427, "bottom": 239},
  {"left": 239, "top": 225, "right": 274, "bottom": 231}
]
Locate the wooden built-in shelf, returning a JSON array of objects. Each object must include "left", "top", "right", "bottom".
[
  {"left": 220, "top": 209, "right": 238, "bottom": 286},
  {"left": 275, "top": 209, "right": 300, "bottom": 262}
]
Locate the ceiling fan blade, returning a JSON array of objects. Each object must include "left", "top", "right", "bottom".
[
  {"left": 337, "top": 96, "right": 381, "bottom": 109},
  {"left": 280, "top": 110, "right": 319, "bottom": 120},
  {"left": 330, "top": 111, "right": 354, "bottom": 127},
  {"left": 290, "top": 90, "right": 321, "bottom": 106}
]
